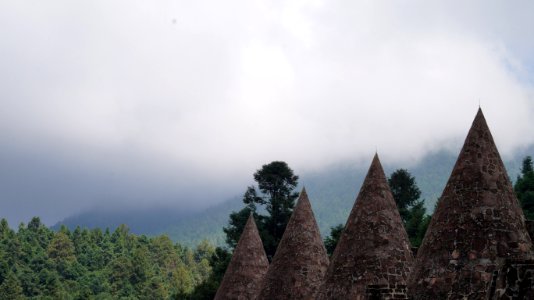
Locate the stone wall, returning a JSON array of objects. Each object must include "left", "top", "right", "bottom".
[
  {"left": 487, "top": 259, "right": 534, "bottom": 299},
  {"left": 365, "top": 284, "right": 408, "bottom": 299}
]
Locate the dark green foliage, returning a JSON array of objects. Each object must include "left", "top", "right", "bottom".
[
  {"left": 324, "top": 224, "right": 344, "bottom": 256},
  {"left": 404, "top": 201, "right": 431, "bottom": 247},
  {"left": 515, "top": 156, "right": 534, "bottom": 220},
  {"left": 0, "top": 272, "right": 24, "bottom": 300},
  {"left": 388, "top": 169, "right": 431, "bottom": 248},
  {"left": 189, "top": 247, "right": 231, "bottom": 300},
  {"left": 224, "top": 161, "right": 299, "bottom": 259},
  {"left": 0, "top": 217, "right": 216, "bottom": 299},
  {"left": 223, "top": 206, "right": 255, "bottom": 249},
  {"left": 523, "top": 156, "right": 533, "bottom": 174},
  {"left": 388, "top": 169, "right": 422, "bottom": 222}
]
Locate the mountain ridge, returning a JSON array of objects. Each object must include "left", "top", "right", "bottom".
[{"left": 54, "top": 147, "right": 532, "bottom": 247}]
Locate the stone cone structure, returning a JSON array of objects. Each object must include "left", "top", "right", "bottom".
[
  {"left": 317, "top": 154, "right": 413, "bottom": 300},
  {"left": 408, "top": 108, "right": 534, "bottom": 299},
  {"left": 214, "top": 214, "right": 269, "bottom": 300},
  {"left": 257, "top": 188, "right": 329, "bottom": 300}
]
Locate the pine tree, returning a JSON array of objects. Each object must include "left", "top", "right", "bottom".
[
  {"left": 0, "top": 272, "right": 24, "bottom": 300},
  {"left": 47, "top": 232, "right": 76, "bottom": 263},
  {"left": 388, "top": 169, "right": 422, "bottom": 222},
  {"left": 515, "top": 156, "right": 534, "bottom": 220},
  {"left": 324, "top": 224, "right": 344, "bottom": 256},
  {"left": 224, "top": 161, "right": 299, "bottom": 258},
  {"left": 404, "top": 200, "right": 431, "bottom": 247},
  {"left": 388, "top": 169, "right": 430, "bottom": 247}
]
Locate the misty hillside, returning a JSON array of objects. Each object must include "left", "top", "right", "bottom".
[{"left": 54, "top": 148, "right": 532, "bottom": 247}]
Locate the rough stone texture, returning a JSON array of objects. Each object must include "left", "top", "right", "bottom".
[
  {"left": 214, "top": 215, "right": 269, "bottom": 300},
  {"left": 365, "top": 284, "right": 409, "bottom": 299},
  {"left": 408, "top": 109, "right": 534, "bottom": 299},
  {"left": 488, "top": 259, "right": 534, "bottom": 299},
  {"left": 317, "top": 154, "right": 413, "bottom": 300},
  {"left": 256, "top": 188, "right": 329, "bottom": 300}
]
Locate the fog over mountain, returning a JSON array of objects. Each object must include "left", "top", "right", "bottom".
[{"left": 1, "top": 1, "right": 534, "bottom": 226}]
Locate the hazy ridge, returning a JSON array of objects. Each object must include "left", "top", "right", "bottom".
[{"left": 54, "top": 148, "right": 532, "bottom": 247}]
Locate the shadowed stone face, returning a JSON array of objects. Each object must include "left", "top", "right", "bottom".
[
  {"left": 317, "top": 154, "right": 413, "bottom": 299},
  {"left": 214, "top": 215, "right": 269, "bottom": 300},
  {"left": 408, "top": 109, "right": 534, "bottom": 299},
  {"left": 257, "top": 188, "right": 329, "bottom": 300}
]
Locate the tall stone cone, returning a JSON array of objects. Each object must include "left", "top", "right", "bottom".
[
  {"left": 317, "top": 154, "right": 413, "bottom": 299},
  {"left": 257, "top": 188, "right": 329, "bottom": 300},
  {"left": 408, "top": 109, "right": 534, "bottom": 299},
  {"left": 214, "top": 214, "right": 269, "bottom": 300}
]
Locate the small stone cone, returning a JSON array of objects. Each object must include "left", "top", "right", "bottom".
[
  {"left": 214, "top": 214, "right": 269, "bottom": 300},
  {"left": 257, "top": 188, "right": 329, "bottom": 300},
  {"left": 408, "top": 109, "right": 534, "bottom": 299},
  {"left": 317, "top": 154, "right": 413, "bottom": 299}
]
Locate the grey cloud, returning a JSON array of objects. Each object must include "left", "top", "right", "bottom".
[{"left": 1, "top": 1, "right": 534, "bottom": 225}]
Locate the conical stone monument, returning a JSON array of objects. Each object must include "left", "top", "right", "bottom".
[
  {"left": 317, "top": 154, "right": 413, "bottom": 299},
  {"left": 408, "top": 109, "right": 534, "bottom": 299},
  {"left": 257, "top": 188, "right": 329, "bottom": 300},
  {"left": 214, "top": 214, "right": 269, "bottom": 300}
]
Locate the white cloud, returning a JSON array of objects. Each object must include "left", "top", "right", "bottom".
[{"left": 1, "top": 0, "right": 534, "bottom": 223}]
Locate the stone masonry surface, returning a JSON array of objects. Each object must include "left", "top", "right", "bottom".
[
  {"left": 488, "top": 259, "right": 534, "bottom": 299},
  {"left": 214, "top": 215, "right": 269, "bottom": 300},
  {"left": 408, "top": 109, "right": 534, "bottom": 299},
  {"left": 257, "top": 188, "right": 329, "bottom": 300},
  {"left": 317, "top": 154, "right": 413, "bottom": 299}
]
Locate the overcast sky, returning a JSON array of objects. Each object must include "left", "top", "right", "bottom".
[{"left": 1, "top": 1, "right": 534, "bottom": 225}]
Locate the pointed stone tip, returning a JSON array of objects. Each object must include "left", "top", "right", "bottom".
[
  {"left": 466, "top": 107, "right": 491, "bottom": 139},
  {"left": 246, "top": 212, "right": 254, "bottom": 222},
  {"left": 369, "top": 152, "right": 384, "bottom": 173},
  {"left": 474, "top": 107, "right": 486, "bottom": 123},
  {"left": 245, "top": 212, "right": 260, "bottom": 232},
  {"left": 300, "top": 187, "right": 308, "bottom": 197},
  {"left": 296, "top": 186, "right": 311, "bottom": 209},
  {"left": 372, "top": 152, "right": 380, "bottom": 162},
  {"left": 243, "top": 213, "right": 260, "bottom": 238}
]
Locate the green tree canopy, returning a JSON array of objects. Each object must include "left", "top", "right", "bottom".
[
  {"left": 224, "top": 161, "right": 299, "bottom": 259},
  {"left": 404, "top": 200, "right": 431, "bottom": 248},
  {"left": 324, "top": 224, "right": 344, "bottom": 256},
  {"left": 522, "top": 156, "right": 533, "bottom": 174},
  {"left": 47, "top": 232, "right": 76, "bottom": 263},
  {"left": 515, "top": 156, "right": 534, "bottom": 220},
  {"left": 0, "top": 272, "right": 24, "bottom": 300},
  {"left": 0, "top": 218, "right": 216, "bottom": 299},
  {"left": 388, "top": 169, "right": 422, "bottom": 222},
  {"left": 388, "top": 169, "right": 430, "bottom": 247}
]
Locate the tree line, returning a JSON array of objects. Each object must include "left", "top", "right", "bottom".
[{"left": 0, "top": 218, "right": 218, "bottom": 299}]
